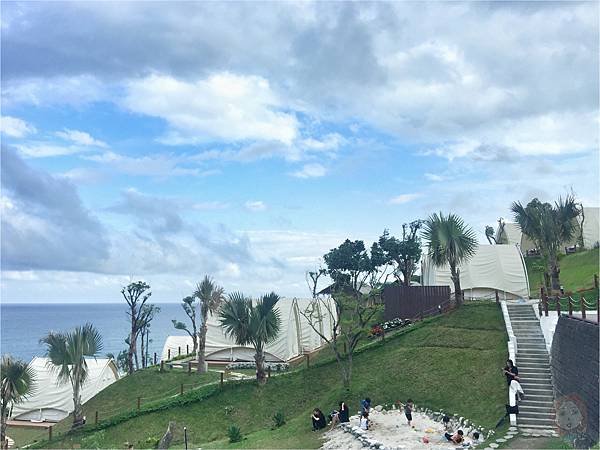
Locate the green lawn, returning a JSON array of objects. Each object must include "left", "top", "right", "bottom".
[
  {"left": 38, "top": 302, "right": 509, "bottom": 449},
  {"left": 7, "top": 367, "right": 220, "bottom": 447},
  {"left": 525, "top": 248, "right": 598, "bottom": 295}
]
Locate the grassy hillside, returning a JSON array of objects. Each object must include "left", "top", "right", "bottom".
[
  {"left": 525, "top": 248, "right": 598, "bottom": 295},
  {"left": 36, "top": 302, "right": 508, "bottom": 449}
]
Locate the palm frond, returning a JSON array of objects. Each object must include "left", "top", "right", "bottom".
[
  {"left": 1, "top": 355, "right": 36, "bottom": 405},
  {"left": 219, "top": 293, "right": 252, "bottom": 345}
]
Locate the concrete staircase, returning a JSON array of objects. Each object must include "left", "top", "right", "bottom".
[{"left": 506, "top": 303, "right": 556, "bottom": 433}]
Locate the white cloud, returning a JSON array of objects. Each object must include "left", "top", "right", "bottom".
[
  {"left": 388, "top": 193, "right": 422, "bottom": 205},
  {"left": 424, "top": 173, "right": 445, "bottom": 182},
  {"left": 291, "top": 163, "right": 327, "bottom": 179},
  {"left": 245, "top": 200, "right": 267, "bottom": 212},
  {"left": 124, "top": 73, "right": 298, "bottom": 145},
  {"left": 56, "top": 129, "right": 108, "bottom": 147},
  {"left": 13, "top": 142, "right": 84, "bottom": 158},
  {"left": 300, "top": 133, "right": 344, "bottom": 152},
  {"left": 0, "top": 116, "right": 36, "bottom": 138}
]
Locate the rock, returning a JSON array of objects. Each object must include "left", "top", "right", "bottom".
[
  {"left": 489, "top": 444, "right": 499, "bottom": 449},
  {"left": 495, "top": 438, "right": 507, "bottom": 443},
  {"left": 158, "top": 421, "right": 176, "bottom": 449},
  {"left": 374, "top": 405, "right": 384, "bottom": 412},
  {"left": 508, "top": 427, "right": 517, "bottom": 432}
]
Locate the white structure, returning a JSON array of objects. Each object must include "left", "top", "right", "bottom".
[
  {"left": 496, "top": 206, "right": 600, "bottom": 252},
  {"left": 421, "top": 244, "right": 530, "bottom": 300},
  {"left": 11, "top": 357, "right": 119, "bottom": 422},
  {"left": 162, "top": 297, "right": 337, "bottom": 362}
]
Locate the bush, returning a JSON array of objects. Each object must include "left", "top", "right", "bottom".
[
  {"left": 228, "top": 424, "right": 242, "bottom": 443},
  {"left": 144, "top": 436, "right": 160, "bottom": 449},
  {"left": 81, "top": 430, "right": 106, "bottom": 449},
  {"left": 272, "top": 410, "right": 286, "bottom": 428}
]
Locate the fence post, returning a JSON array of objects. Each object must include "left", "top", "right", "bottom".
[
  {"left": 555, "top": 296, "right": 561, "bottom": 314},
  {"left": 581, "top": 297, "right": 587, "bottom": 320},
  {"left": 178, "top": 346, "right": 181, "bottom": 356},
  {"left": 268, "top": 366, "right": 271, "bottom": 379},
  {"left": 48, "top": 426, "right": 52, "bottom": 441},
  {"left": 184, "top": 427, "right": 188, "bottom": 450},
  {"left": 186, "top": 344, "right": 189, "bottom": 355},
  {"left": 137, "top": 397, "right": 141, "bottom": 410},
  {"left": 543, "top": 293, "right": 549, "bottom": 317},
  {"left": 154, "top": 353, "right": 157, "bottom": 365},
  {"left": 160, "top": 360, "right": 164, "bottom": 372},
  {"left": 180, "top": 383, "right": 184, "bottom": 396},
  {"left": 188, "top": 362, "right": 191, "bottom": 375},
  {"left": 220, "top": 372, "right": 224, "bottom": 388},
  {"left": 495, "top": 290, "right": 499, "bottom": 305},
  {"left": 594, "top": 274, "right": 598, "bottom": 289},
  {"left": 168, "top": 349, "right": 171, "bottom": 360},
  {"left": 568, "top": 297, "right": 573, "bottom": 317},
  {"left": 95, "top": 411, "right": 98, "bottom": 425},
  {"left": 305, "top": 353, "right": 310, "bottom": 368}
]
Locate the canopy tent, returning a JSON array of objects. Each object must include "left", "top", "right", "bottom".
[
  {"left": 11, "top": 357, "right": 119, "bottom": 422},
  {"left": 421, "top": 244, "right": 530, "bottom": 300},
  {"left": 496, "top": 206, "right": 600, "bottom": 252},
  {"left": 161, "top": 297, "right": 337, "bottom": 362}
]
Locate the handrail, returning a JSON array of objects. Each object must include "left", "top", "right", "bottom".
[{"left": 500, "top": 300, "right": 518, "bottom": 426}]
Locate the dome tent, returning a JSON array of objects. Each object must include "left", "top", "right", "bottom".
[
  {"left": 11, "top": 357, "right": 119, "bottom": 422},
  {"left": 421, "top": 244, "right": 530, "bottom": 300},
  {"left": 161, "top": 297, "right": 336, "bottom": 362}
]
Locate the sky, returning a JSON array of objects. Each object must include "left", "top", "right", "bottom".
[{"left": 1, "top": 1, "right": 598, "bottom": 303}]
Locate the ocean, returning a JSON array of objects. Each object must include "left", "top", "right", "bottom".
[{"left": 0, "top": 302, "right": 189, "bottom": 363}]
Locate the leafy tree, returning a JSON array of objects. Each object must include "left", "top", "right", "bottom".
[
  {"left": 172, "top": 296, "right": 199, "bottom": 356},
  {"left": 378, "top": 220, "right": 424, "bottom": 286},
  {"left": 485, "top": 225, "right": 497, "bottom": 244},
  {"left": 40, "top": 323, "right": 103, "bottom": 428},
  {"left": 194, "top": 276, "right": 225, "bottom": 374},
  {"left": 302, "top": 239, "right": 387, "bottom": 389},
  {"left": 121, "top": 281, "right": 151, "bottom": 374},
  {"left": 105, "top": 350, "right": 128, "bottom": 374},
  {"left": 422, "top": 212, "right": 478, "bottom": 306},
  {"left": 1, "top": 356, "right": 35, "bottom": 448},
  {"left": 220, "top": 292, "right": 281, "bottom": 385},
  {"left": 511, "top": 195, "right": 580, "bottom": 290}
]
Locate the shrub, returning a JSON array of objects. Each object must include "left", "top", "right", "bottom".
[
  {"left": 144, "top": 436, "right": 160, "bottom": 449},
  {"left": 81, "top": 430, "right": 106, "bottom": 449},
  {"left": 272, "top": 410, "right": 286, "bottom": 428},
  {"left": 228, "top": 424, "right": 242, "bottom": 443}
]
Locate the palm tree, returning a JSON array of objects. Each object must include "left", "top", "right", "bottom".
[
  {"left": 40, "top": 323, "right": 103, "bottom": 428},
  {"left": 220, "top": 292, "right": 281, "bottom": 384},
  {"left": 1, "top": 356, "right": 35, "bottom": 448},
  {"left": 194, "top": 276, "right": 225, "bottom": 373},
  {"left": 511, "top": 196, "right": 580, "bottom": 291},
  {"left": 423, "top": 212, "right": 478, "bottom": 306}
]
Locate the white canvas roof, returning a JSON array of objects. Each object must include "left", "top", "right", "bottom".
[
  {"left": 421, "top": 244, "right": 530, "bottom": 300},
  {"left": 580, "top": 207, "right": 599, "bottom": 248},
  {"left": 11, "top": 357, "right": 119, "bottom": 422},
  {"left": 162, "top": 297, "right": 336, "bottom": 362},
  {"left": 497, "top": 222, "right": 523, "bottom": 247}
]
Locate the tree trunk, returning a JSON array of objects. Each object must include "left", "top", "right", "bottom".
[
  {"left": 255, "top": 348, "right": 267, "bottom": 385},
  {"left": 128, "top": 312, "right": 136, "bottom": 374},
  {"left": 1, "top": 402, "right": 7, "bottom": 449},
  {"left": 71, "top": 379, "right": 83, "bottom": 428},
  {"left": 549, "top": 255, "right": 561, "bottom": 291},
  {"left": 196, "top": 323, "right": 208, "bottom": 374},
  {"left": 140, "top": 330, "right": 145, "bottom": 369},
  {"left": 146, "top": 329, "right": 150, "bottom": 367},
  {"left": 450, "top": 265, "right": 462, "bottom": 307}
]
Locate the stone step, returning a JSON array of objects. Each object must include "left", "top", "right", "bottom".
[
  {"left": 521, "top": 399, "right": 555, "bottom": 408},
  {"left": 520, "top": 405, "right": 555, "bottom": 414},
  {"left": 518, "top": 417, "right": 556, "bottom": 427},
  {"left": 518, "top": 424, "right": 559, "bottom": 434},
  {"left": 517, "top": 364, "right": 550, "bottom": 370},
  {"left": 519, "top": 368, "right": 551, "bottom": 375}
]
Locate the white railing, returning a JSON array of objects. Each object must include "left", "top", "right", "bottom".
[{"left": 500, "top": 300, "right": 518, "bottom": 426}]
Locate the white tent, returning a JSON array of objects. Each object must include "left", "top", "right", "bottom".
[
  {"left": 421, "top": 244, "right": 530, "bottom": 300},
  {"left": 11, "top": 357, "right": 119, "bottom": 422},
  {"left": 161, "top": 297, "right": 336, "bottom": 362}
]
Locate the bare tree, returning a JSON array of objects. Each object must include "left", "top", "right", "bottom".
[
  {"left": 139, "top": 304, "right": 160, "bottom": 368},
  {"left": 122, "top": 281, "right": 151, "bottom": 375}
]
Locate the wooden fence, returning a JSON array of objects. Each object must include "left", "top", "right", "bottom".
[{"left": 383, "top": 285, "right": 451, "bottom": 321}]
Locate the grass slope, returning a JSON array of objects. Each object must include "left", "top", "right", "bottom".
[
  {"left": 525, "top": 248, "right": 598, "bottom": 294},
  {"left": 44, "top": 303, "right": 508, "bottom": 449}
]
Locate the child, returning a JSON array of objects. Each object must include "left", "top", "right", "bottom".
[
  {"left": 404, "top": 399, "right": 414, "bottom": 427},
  {"left": 360, "top": 411, "right": 369, "bottom": 430},
  {"left": 444, "top": 429, "right": 464, "bottom": 444}
]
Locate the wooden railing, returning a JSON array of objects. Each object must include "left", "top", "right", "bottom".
[{"left": 539, "top": 289, "right": 599, "bottom": 324}]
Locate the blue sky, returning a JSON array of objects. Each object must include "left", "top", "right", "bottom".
[{"left": 1, "top": 1, "right": 598, "bottom": 302}]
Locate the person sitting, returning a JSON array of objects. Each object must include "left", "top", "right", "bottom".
[
  {"left": 311, "top": 408, "right": 326, "bottom": 431},
  {"left": 442, "top": 415, "right": 451, "bottom": 430},
  {"left": 472, "top": 431, "right": 481, "bottom": 445},
  {"left": 444, "top": 429, "right": 464, "bottom": 444},
  {"left": 329, "top": 401, "right": 350, "bottom": 430},
  {"left": 502, "top": 359, "right": 519, "bottom": 385},
  {"left": 360, "top": 411, "right": 369, "bottom": 430},
  {"left": 360, "top": 397, "right": 371, "bottom": 415}
]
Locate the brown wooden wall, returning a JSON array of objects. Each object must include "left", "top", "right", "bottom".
[{"left": 383, "top": 285, "right": 451, "bottom": 321}]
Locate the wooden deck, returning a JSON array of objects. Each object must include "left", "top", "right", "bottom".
[{"left": 6, "top": 420, "right": 55, "bottom": 429}]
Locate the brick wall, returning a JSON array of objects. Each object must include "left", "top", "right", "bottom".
[{"left": 551, "top": 315, "right": 599, "bottom": 444}]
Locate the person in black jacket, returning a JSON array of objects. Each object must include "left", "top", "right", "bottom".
[
  {"left": 502, "top": 359, "right": 519, "bottom": 385},
  {"left": 329, "top": 401, "right": 350, "bottom": 430},
  {"left": 311, "top": 408, "right": 326, "bottom": 431}
]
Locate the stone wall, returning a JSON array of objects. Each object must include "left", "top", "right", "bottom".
[{"left": 550, "top": 315, "right": 599, "bottom": 445}]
